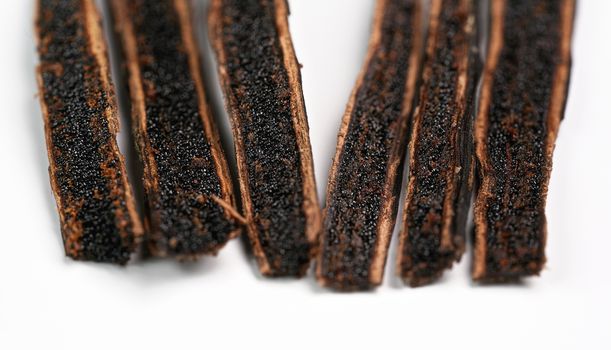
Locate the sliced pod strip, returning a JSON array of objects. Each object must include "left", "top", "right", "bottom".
[
  {"left": 35, "top": 0, "right": 143, "bottom": 264},
  {"left": 110, "top": 0, "right": 241, "bottom": 260},
  {"left": 472, "top": 0, "right": 575, "bottom": 281},
  {"left": 397, "top": 0, "right": 479, "bottom": 287},
  {"left": 316, "top": 0, "right": 424, "bottom": 291},
  {"left": 209, "top": 0, "right": 321, "bottom": 276}
]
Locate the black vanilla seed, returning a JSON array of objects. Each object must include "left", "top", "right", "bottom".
[
  {"left": 397, "top": 0, "right": 479, "bottom": 287},
  {"left": 209, "top": 0, "right": 321, "bottom": 276},
  {"left": 472, "top": 0, "right": 575, "bottom": 281},
  {"left": 110, "top": 0, "right": 241, "bottom": 260},
  {"left": 316, "top": 0, "right": 424, "bottom": 290},
  {"left": 35, "top": 0, "right": 143, "bottom": 264}
]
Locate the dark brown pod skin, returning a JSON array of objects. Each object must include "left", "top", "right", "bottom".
[
  {"left": 110, "top": 0, "right": 242, "bottom": 261},
  {"left": 472, "top": 0, "right": 575, "bottom": 281},
  {"left": 397, "top": 0, "right": 479, "bottom": 287},
  {"left": 209, "top": 0, "right": 321, "bottom": 276},
  {"left": 35, "top": 0, "right": 143, "bottom": 264},
  {"left": 316, "top": 0, "right": 424, "bottom": 291}
]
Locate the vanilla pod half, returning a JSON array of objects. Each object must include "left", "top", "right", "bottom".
[
  {"left": 110, "top": 0, "right": 241, "bottom": 260},
  {"left": 35, "top": 0, "right": 143, "bottom": 263},
  {"left": 397, "top": 0, "right": 479, "bottom": 287},
  {"left": 209, "top": 0, "right": 321, "bottom": 276},
  {"left": 472, "top": 0, "right": 575, "bottom": 281},
  {"left": 316, "top": 0, "right": 424, "bottom": 290}
]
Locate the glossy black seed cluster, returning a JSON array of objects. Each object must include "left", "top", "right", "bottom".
[
  {"left": 481, "top": 1, "right": 562, "bottom": 277},
  {"left": 128, "top": 0, "right": 236, "bottom": 257},
  {"left": 219, "top": 0, "right": 309, "bottom": 275},
  {"left": 38, "top": 0, "right": 136, "bottom": 263},
  {"left": 320, "top": 0, "right": 416, "bottom": 289},
  {"left": 402, "top": 0, "right": 476, "bottom": 284}
]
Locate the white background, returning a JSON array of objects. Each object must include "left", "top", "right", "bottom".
[{"left": 1, "top": 1, "right": 610, "bottom": 349}]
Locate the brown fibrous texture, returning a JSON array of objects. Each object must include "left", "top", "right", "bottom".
[
  {"left": 35, "top": 0, "right": 143, "bottom": 264},
  {"left": 110, "top": 0, "right": 241, "bottom": 261},
  {"left": 472, "top": 0, "right": 575, "bottom": 281},
  {"left": 209, "top": 0, "right": 321, "bottom": 277},
  {"left": 316, "top": 0, "right": 423, "bottom": 291},
  {"left": 398, "top": 0, "right": 479, "bottom": 287}
]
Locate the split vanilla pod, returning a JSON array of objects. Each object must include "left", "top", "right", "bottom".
[
  {"left": 209, "top": 0, "right": 321, "bottom": 276},
  {"left": 36, "top": 0, "right": 143, "bottom": 263},
  {"left": 397, "top": 0, "right": 479, "bottom": 287},
  {"left": 317, "top": 0, "right": 424, "bottom": 290},
  {"left": 110, "top": 0, "right": 242, "bottom": 260},
  {"left": 472, "top": 0, "right": 575, "bottom": 281}
]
